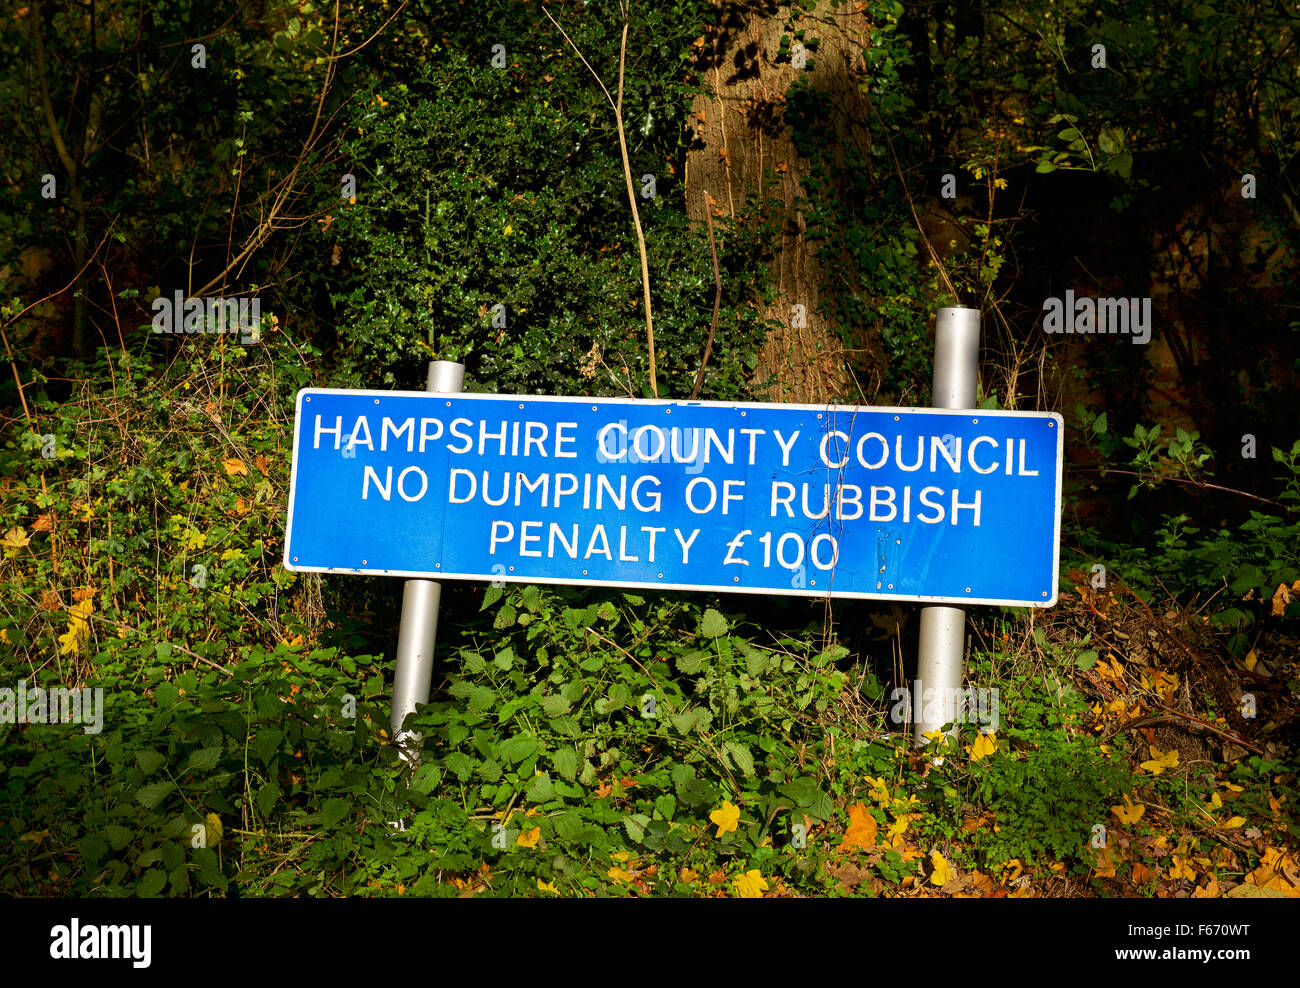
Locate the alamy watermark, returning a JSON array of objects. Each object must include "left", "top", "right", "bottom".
[
  {"left": 889, "top": 680, "right": 999, "bottom": 732},
  {"left": 50, "top": 919, "right": 150, "bottom": 968},
  {"left": 0, "top": 680, "right": 104, "bottom": 734},
  {"left": 594, "top": 421, "right": 717, "bottom": 475},
  {"left": 150, "top": 291, "right": 261, "bottom": 343},
  {"left": 1042, "top": 291, "right": 1151, "bottom": 344}
]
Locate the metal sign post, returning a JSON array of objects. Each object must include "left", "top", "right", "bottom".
[
  {"left": 390, "top": 360, "right": 464, "bottom": 763},
  {"left": 914, "top": 307, "right": 981, "bottom": 746}
]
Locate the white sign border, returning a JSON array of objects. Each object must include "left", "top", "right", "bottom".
[{"left": 282, "top": 389, "right": 1065, "bottom": 608}]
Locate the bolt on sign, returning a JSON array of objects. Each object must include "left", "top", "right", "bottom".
[{"left": 284, "top": 391, "right": 1064, "bottom": 607}]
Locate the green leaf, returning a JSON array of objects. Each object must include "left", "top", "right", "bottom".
[
  {"left": 740, "top": 641, "right": 768, "bottom": 677},
  {"left": 253, "top": 727, "right": 284, "bottom": 765},
  {"left": 136, "top": 781, "right": 174, "bottom": 810},
  {"left": 494, "top": 603, "right": 517, "bottom": 629},
  {"left": 527, "top": 772, "right": 555, "bottom": 802},
  {"left": 321, "top": 798, "right": 349, "bottom": 828},
  {"left": 676, "top": 650, "right": 706, "bottom": 674},
  {"left": 1075, "top": 649, "right": 1099, "bottom": 671},
  {"left": 503, "top": 734, "right": 538, "bottom": 763},
  {"left": 137, "top": 867, "right": 167, "bottom": 897},
  {"left": 412, "top": 764, "right": 442, "bottom": 794},
  {"left": 135, "top": 748, "right": 166, "bottom": 776},
  {"left": 1093, "top": 412, "right": 1107, "bottom": 435},
  {"left": 80, "top": 833, "right": 109, "bottom": 864},
  {"left": 779, "top": 776, "right": 822, "bottom": 808},
  {"left": 553, "top": 747, "right": 578, "bottom": 781},
  {"left": 185, "top": 746, "right": 223, "bottom": 772},
  {"left": 541, "top": 694, "right": 572, "bottom": 717},
  {"left": 724, "top": 740, "right": 756, "bottom": 777},
  {"left": 654, "top": 794, "right": 677, "bottom": 820},
  {"left": 256, "top": 783, "right": 279, "bottom": 817},
  {"left": 444, "top": 752, "right": 475, "bottom": 781},
  {"left": 699, "top": 608, "right": 729, "bottom": 638},
  {"left": 622, "top": 813, "right": 650, "bottom": 843}
]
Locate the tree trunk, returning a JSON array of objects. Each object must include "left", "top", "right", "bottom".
[{"left": 685, "top": 0, "right": 884, "bottom": 404}]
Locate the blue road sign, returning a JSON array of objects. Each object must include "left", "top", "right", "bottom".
[{"left": 283, "top": 390, "right": 1063, "bottom": 606}]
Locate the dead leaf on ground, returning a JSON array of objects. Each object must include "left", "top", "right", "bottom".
[{"left": 840, "top": 803, "right": 878, "bottom": 850}]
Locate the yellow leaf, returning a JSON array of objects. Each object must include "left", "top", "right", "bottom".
[
  {"left": 865, "top": 776, "right": 891, "bottom": 805},
  {"left": 1193, "top": 877, "right": 1220, "bottom": 898},
  {"left": 57, "top": 627, "right": 81, "bottom": 656},
  {"left": 1094, "top": 845, "right": 1118, "bottom": 878},
  {"left": 516, "top": 826, "right": 541, "bottom": 848},
  {"left": 205, "top": 813, "right": 223, "bottom": 843},
  {"left": 1226, "top": 883, "right": 1288, "bottom": 898},
  {"left": 1, "top": 527, "right": 31, "bottom": 550},
  {"left": 679, "top": 867, "right": 698, "bottom": 883},
  {"left": 58, "top": 598, "right": 93, "bottom": 655},
  {"left": 709, "top": 800, "right": 740, "bottom": 837},
  {"left": 841, "top": 804, "right": 878, "bottom": 850},
  {"left": 733, "top": 869, "right": 769, "bottom": 898},
  {"left": 536, "top": 879, "right": 558, "bottom": 893},
  {"left": 0, "top": 629, "right": 9, "bottom": 644},
  {"left": 888, "top": 814, "right": 910, "bottom": 838},
  {"left": 930, "top": 850, "right": 951, "bottom": 886},
  {"left": 1169, "top": 855, "right": 1196, "bottom": 880},
  {"left": 1222, "top": 816, "right": 1246, "bottom": 829},
  {"left": 1111, "top": 795, "right": 1145, "bottom": 825},
  {"left": 607, "top": 866, "right": 634, "bottom": 883},
  {"left": 222, "top": 458, "right": 248, "bottom": 477},
  {"left": 503, "top": 225, "right": 514, "bottom": 235},
  {"left": 1139, "top": 746, "right": 1179, "bottom": 775},
  {"left": 968, "top": 732, "right": 996, "bottom": 762}
]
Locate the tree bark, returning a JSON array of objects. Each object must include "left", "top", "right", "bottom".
[{"left": 685, "top": 0, "right": 884, "bottom": 404}]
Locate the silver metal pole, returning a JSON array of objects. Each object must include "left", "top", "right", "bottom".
[
  {"left": 391, "top": 360, "right": 464, "bottom": 762},
  {"left": 914, "top": 307, "right": 980, "bottom": 747}
]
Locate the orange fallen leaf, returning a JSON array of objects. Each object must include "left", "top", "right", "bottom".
[
  {"left": 840, "top": 804, "right": 878, "bottom": 850},
  {"left": 222, "top": 458, "right": 248, "bottom": 477}
]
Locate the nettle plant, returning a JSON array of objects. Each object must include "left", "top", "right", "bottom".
[{"left": 371, "top": 585, "right": 851, "bottom": 895}]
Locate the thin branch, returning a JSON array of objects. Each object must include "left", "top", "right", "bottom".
[
  {"left": 690, "top": 190, "right": 722, "bottom": 399},
  {"left": 70, "top": 607, "right": 234, "bottom": 675},
  {"left": 543, "top": 3, "right": 657, "bottom": 396},
  {"left": 1077, "top": 466, "right": 1286, "bottom": 508}
]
